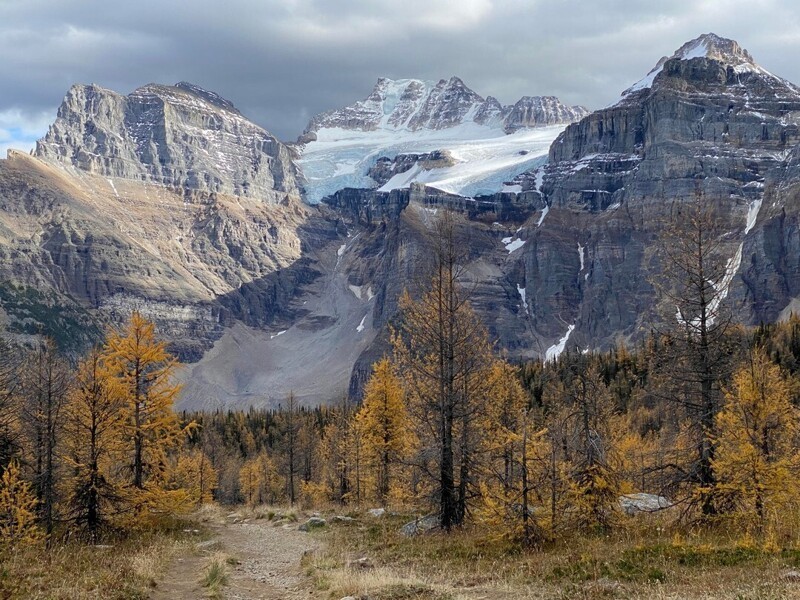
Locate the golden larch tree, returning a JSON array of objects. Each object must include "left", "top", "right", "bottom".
[
  {"left": 104, "top": 312, "right": 188, "bottom": 512},
  {"left": 714, "top": 348, "right": 800, "bottom": 527},
  {"left": 239, "top": 457, "right": 261, "bottom": 507},
  {"left": 479, "top": 360, "right": 548, "bottom": 546},
  {"left": 391, "top": 210, "right": 495, "bottom": 529},
  {"left": 63, "top": 348, "right": 127, "bottom": 541},
  {"left": 169, "top": 449, "right": 218, "bottom": 506},
  {"left": 310, "top": 401, "right": 363, "bottom": 505},
  {"left": 356, "top": 358, "right": 413, "bottom": 504},
  {"left": 0, "top": 460, "right": 40, "bottom": 547},
  {"left": 254, "top": 451, "right": 281, "bottom": 505}
]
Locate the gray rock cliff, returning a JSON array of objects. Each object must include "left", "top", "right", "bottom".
[
  {"left": 35, "top": 82, "right": 301, "bottom": 201},
  {"left": 508, "top": 33, "right": 800, "bottom": 351}
]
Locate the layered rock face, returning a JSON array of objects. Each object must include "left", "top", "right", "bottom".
[
  {"left": 504, "top": 96, "right": 590, "bottom": 133},
  {"left": 0, "top": 150, "right": 328, "bottom": 361},
  {"left": 0, "top": 83, "right": 333, "bottom": 366},
  {"left": 367, "top": 151, "right": 457, "bottom": 186},
  {"left": 734, "top": 142, "right": 800, "bottom": 323},
  {"left": 36, "top": 82, "right": 300, "bottom": 201},
  {"left": 324, "top": 33, "right": 800, "bottom": 392},
  {"left": 301, "top": 76, "right": 588, "bottom": 138},
  {"left": 507, "top": 33, "right": 800, "bottom": 351}
]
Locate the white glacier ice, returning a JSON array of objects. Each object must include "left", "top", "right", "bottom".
[
  {"left": 298, "top": 123, "right": 564, "bottom": 204},
  {"left": 744, "top": 195, "right": 763, "bottom": 235}
]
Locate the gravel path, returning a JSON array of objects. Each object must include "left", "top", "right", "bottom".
[
  {"left": 152, "top": 520, "right": 321, "bottom": 600},
  {"left": 220, "top": 521, "right": 320, "bottom": 599}
]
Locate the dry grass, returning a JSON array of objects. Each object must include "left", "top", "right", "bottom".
[
  {"left": 200, "top": 553, "right": 231, "bottom": 599},
  {"left": 0, "top": 519, "right": 207, "bottom": 599},
  {"left": 304, "top": 510, "right": 800, "bottom": 599}
]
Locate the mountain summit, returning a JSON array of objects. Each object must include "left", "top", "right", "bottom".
[
  {"left": 300, "top": 76, "right": 588, "bottom": 139},
  {"left": 500, "top": 32, "right": 800, "bottom": 359},
  {"left": 35, "top": 82, "right": 300, "bottom": 201},
  {"left": 619, "top": 32, "right": 795, "bottom": 100}
]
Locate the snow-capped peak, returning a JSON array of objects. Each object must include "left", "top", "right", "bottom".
[
  {"left": 301, "top": 76, "right": 587, "bottom": 139},
  {"left": 675, "top": 33, "right": 755, "bottom": 65},
  {"left": 302, "top": 76, "right": 486, "bottom": 135},
  {"left": 296, "top": 76, "right": 588, "bottom": 204},
  {"left": 620, "top": 33, "right": 772, "bottom": 99}
]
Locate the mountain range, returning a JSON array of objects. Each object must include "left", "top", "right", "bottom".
[{"left": 1, "top": 33, "right": 798, "bottom": 409}]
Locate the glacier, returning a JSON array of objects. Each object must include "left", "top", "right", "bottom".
[{"left": 297, "top": 122, "right": 563, "bottom": 203}]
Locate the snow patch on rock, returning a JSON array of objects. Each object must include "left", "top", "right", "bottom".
[
  {"left": 502, "top": 237, "right": 526, "bottom": 253},
  {"left": 545, "top": 324, "right": 575, "bottom": 362},
  {"left": 537, "top": 205, "right": 549, "bottom": 227},
  {"left": 517, "top": 283, "right": 528, "bottom": 314}
]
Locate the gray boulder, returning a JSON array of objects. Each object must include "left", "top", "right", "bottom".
[
  {"left": 619, "top": 493, "right": 673, "bottom": 515},
  {"left": 331, "top": 515, "right": 356, "bottom": 524},
  {"left": 399, "top": 514, "right": 440, "bottom": 537},
  {"left": 299, "top": 516, "right": 327, "bottom": 531}
]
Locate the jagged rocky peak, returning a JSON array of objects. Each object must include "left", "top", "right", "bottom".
[
  {"left": 620, "top": 32, "right": 795, "bottom": 101},
  {"left": 172, "top": 81, "right": 240, "bottom": 113},
  {"left": 512, "top": 32, "right": 800, "bottom": 360},
  {"left": 301, "top": 76, "right": 586, "bottom": 138},
  {"left": 550, "top": 32, "right": 800, "bottom": 165},
  {"left": 407, "top": 76, "right": 484, "bottom": 130},
  {"left": 675, "top": 32, "right": 755, "bottom": 65},
  {"left": 35, "top": 81, "right": 300, "bottom": 201},
  {"left": 504, "top": 96, "right": 589, "bottom": 133}
]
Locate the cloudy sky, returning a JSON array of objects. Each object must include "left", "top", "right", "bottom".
[{"left": 2, "top": 0, "right": 800, "bottom": 153}]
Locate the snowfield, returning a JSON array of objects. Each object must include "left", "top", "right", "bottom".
[{"left": 297, "top": 123, "right": 565, "bottom": 203}]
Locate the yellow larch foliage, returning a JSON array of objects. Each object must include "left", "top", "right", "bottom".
[
  {"left": 714, "top": 348, "right": 800, "bottom": 526},
  {"left": 608, "top": 404, "right": 659, "bottom": 495},
  {"left": 239, "top": 457, "right": 261, "bottom": 507},
  {"left": 0, "top": 460, "right": 41, "bottom": 547},
  {"left": 256, "top": 451, "right": 282, "bottom": 505},
  {"left": 63, "top": 349, "right": 127, "bottom": 541},
  {"left": 103, "top": 311, "right": 192, "bottom": 516},
  {"left": 356, "top": 358, "right": 414, "bottom": 503},
  {"left": 478, "top": 360, "right": 549, "bottom": 546},
  {"left": 169, "top": 449, "right": 218, "bottom": 506},
  {"left": 548, "top": 366, "right": 622, "bottom": 533},
  {"left": 240, "top": 450, "right": 282, "bottom": 506},
  {"left": 313, "top": 417, "right": 355, "bottom": 505},
  {"left": 481, "top": 361, "right": 529, "bottom": 470}
]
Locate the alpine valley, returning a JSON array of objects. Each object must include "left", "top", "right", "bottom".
[{"left": 2, "top": 33, "right": 799, "bottom": 410}]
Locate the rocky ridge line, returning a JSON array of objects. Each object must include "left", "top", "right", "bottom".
[{"left": 35, "top": 82, "right": 300, "bottom": 201}]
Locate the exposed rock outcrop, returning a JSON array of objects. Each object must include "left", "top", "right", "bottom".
[
  {"left": 0, "top": 149, "right": 328, "bottom": 361},
  {"left": 367, "top": 151, "right": 457, "bottom": 187},
  {"left": 36, "top": 82, "right": 301, "bottom": 201},
  {"left": 6, "top": 34, "right": 800, "bottom": 409},
  {"left": 0, "top": 82, "right": 335, "bottom": 369},
  {"left": 505, "top": 33, "right": 800, "bottom": 352},
  {"left": 504, "top": 96, "right": 590, "bottom": 133}
]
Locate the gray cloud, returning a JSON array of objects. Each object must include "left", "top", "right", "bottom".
[{"left": 2, "top": 0, "right": 800, "bottom": 144}]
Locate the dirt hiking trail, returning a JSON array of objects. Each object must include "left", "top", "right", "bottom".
[{"left": 151, "top": 518, "right": 321, "bottom": 600}]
